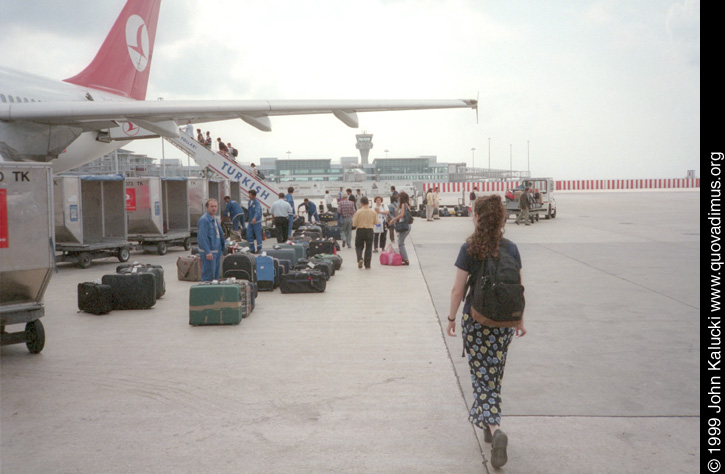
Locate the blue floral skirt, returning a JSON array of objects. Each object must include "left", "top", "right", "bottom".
[{"left": 461, "top": 313, "right": 515, "bottom": 429}]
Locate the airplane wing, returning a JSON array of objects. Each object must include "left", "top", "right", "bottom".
[{"left": 0, "top": 99, "right": 478, "bottom": 135}]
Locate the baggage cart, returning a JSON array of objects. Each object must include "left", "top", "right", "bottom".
[
  {"left": 126, "top": 177, "right": 191, "bottom": 254},
  {"left": 53, "top": 174, "right": 132, "bottom": 268},
  {"left": 504, "top": 178, "right": 557, "bottom": 222},
  {"left": 0, "top": 164, "right": 54, "bottom": 353}
]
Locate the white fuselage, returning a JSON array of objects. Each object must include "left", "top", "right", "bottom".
[{"left": 0, "top": 66, "right": 131, "bottom": 173}]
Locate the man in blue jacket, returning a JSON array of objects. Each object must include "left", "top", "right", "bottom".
[
  {"left": 246, "top": 189, "right": 264, "bottom": 253},
  {"left": 298, "top": 198, "right": 320, "bottom": 224},
  {"left": 285, "top": 187, "right": 295, "bottom": 238},
  {"left": 222, "top": 196, "right": 245, "bottom": 231},
  {"left": 197, "top": 198, "right": 225, "bottom": 281}
]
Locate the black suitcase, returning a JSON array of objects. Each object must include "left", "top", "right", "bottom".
[
  {"left": 101, "top": 273, "right": 156, "bottom": 310},
  {"left": 292, "top": 216, "right": 305, "bottom": 230},
  {"left": 293, "top": 230, "right": 323, "bottom": 240},
  {"left": 293, "top": 260, "right": 332, "bottom": 280},
  {"left": 77, "top": 282, "right": 114, "bottom": 315},
  {"left": 309, "top": 239, "right": 336, "bottom": 257},
  {"left": 117, "top": 263, "right": 165, "bottom": 299},
  {"left": 320, "top": 212, "right": 336, "bottom": 222},
  {"left": 324, "top": 225, "right": 342, "bottom": 240},
  {"left": 222, "top": 253, "right": 257, "bottom": 282},
  {"left": 280, "top": 270, "right": 327, "bottom": 293}
]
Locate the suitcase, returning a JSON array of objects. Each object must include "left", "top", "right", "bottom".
[
  {"left": 311, "top": 253, "right": 343, "bottom": 271},
  {"left": 117, "top": 263, "right": 165, "bottom": 299},
  {"left": 189, "top": 282, "right": 243, "bottom": 325},
  {"left": 219, "top": 278, "right": 253, "bottom": 317},
  {"left": 293, "top": 230, "right": 323, "bottom": 240},
  {"left": 320, "top": 212, "right": 336, "bottom": 222},
  {"left": 309, "top": 239, "right": 336, "bottom": 257},
  {"left": 177, "top": 255, "right": 202, "bottom": 281},
  {"left": 101, "top": 273, "right": 156, "bottom": 310},
  {"left": 324, "top": 224, "right": 342, "bottom": 240},
  {"left": 292, "top": 216, "right": 305, "bottom": 230},
  {"left": 299, "top": 224, "right": 323, "bottom": 233},
  {"left": 77, "top": 282, "right": 114, "bottom": 315},
  {"left": 222, "top": 253, "right": 257, "bottom": 282},
  {"left": 280, "top": 270, "right": 327, "bottom": 293},
  {"left": 281, "top": 242, "right": 306, "bottom": 262},
  {"left": 276, "top": 258, "right": 291, "bottom": 276},
  {"left": 294, "top": 260, "right": 332, "bottom": 280},
  {"left": 264, "top": 247, "right": 297, "bottom": 266},
  {"left": 255, "top": 255, "right": 276, "bottom": 291}
]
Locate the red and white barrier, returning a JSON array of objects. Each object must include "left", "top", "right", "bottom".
[{"left": 422, "top": 179, "right": 700, "bottom": 193}]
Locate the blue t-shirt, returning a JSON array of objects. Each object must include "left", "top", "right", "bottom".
[{"left": 454, "top": 239, "right": 522, "bottom": 316}]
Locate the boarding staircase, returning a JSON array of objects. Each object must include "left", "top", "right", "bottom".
[{"left": 165, "top": 131, "right": 279, "bottom": 209}]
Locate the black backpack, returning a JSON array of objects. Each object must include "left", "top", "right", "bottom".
[{"left": 466, "top": 239, "right": 525, "bottom": 327}]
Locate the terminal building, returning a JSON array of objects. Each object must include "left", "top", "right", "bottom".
[{"left": 62, "top": 132, "right": 530, "bottom": 183}]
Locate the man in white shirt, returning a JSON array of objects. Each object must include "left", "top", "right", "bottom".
[
  {"left": 324, "top": 190, "right": 335, "bottom": 215},
  {"left": 270, "top": 192, "right": 294, "bottom": 243}
]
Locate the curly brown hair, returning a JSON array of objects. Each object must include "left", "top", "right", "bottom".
[{"left": 467, "top": 194, "right": 507, "bottom": 260}]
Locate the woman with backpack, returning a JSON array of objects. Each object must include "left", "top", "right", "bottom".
[
  {"left": 387, "top": 191, "right": 412, "bottom": 265},
  {"left": 445, "top": 194, "right": 527, "bottom": 469}
]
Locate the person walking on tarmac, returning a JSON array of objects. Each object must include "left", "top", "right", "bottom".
[
  {"left": 270, "top": 192, "right": 293, "bottom": 243},
  {"left": 515, "top": 187, "right": 532, "bottom": 226},
  {"left": 222, "top": 196, "right": 245, "bottom": 233},
  {"left": 246, "top": 190, "right": 264, "bottom": 253},
  {"left": 197, "top": 199, "right": 225, "bottom": 281}
]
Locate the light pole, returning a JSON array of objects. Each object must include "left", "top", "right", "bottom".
[
  {"left": 384, "top": 149, "right": 389, "bottom": 158},
  {"left": 527, "top": 140, "right": 530, "bottom": 175},
  {"left": 471, "top": 147, "right": 476, "bottom": 170},
  {"left": 286, "top": 151, "right": 291, "bottom": 160}
]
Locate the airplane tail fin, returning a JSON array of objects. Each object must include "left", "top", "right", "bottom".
[{"left": 64, "top": 0, "right": 162, "bottom": 100}]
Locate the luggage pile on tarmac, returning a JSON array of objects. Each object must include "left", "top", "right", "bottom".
[{"left": 77, "top": 222, "right": 343, "bottom": 325}]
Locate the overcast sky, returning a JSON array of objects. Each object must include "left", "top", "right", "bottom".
[{"left": 0, "top": 0, "right": 700, "bottom": 179}]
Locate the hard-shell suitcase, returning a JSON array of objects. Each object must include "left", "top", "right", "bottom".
[
  {"left": 77, "top": 282, "right": 114, "bottom": 315},
  {"left": 117, "top": 263, "right": 165, "bottom": 299},
  {"left": 309, "top": 239, "right": 336, "bottom": 257},
  {"left": 276, "top": 258, "right": 291, "bottom": 276},
  {"left": 189, "top": 283, "right": 243, "bottom": 325},
  {"left": 255, "top": 255, "right": 276, "bottom": 291},
  {"left": 177, "top": 255, "right": 202, "bottom": 281},
  {"left": 280, "top": 270, "right": 327, "bottom": 293},
  {"left": 324, "top": 225, "right": 342, "bottom": 241},
  {"left": 222, "top": 253, "right": 257, "bottom": 282},
  {"left": 264, "top": 247, "right": 297, "bottom": 266},
  {"left": 102, "top": 273, "right": 156, "bottom": 310},
  {"left": 312, "top": 253, "right": 343, "bottom": 271},
  {"left": 282, "top": 242, "right": 306, "bottom": 262}
]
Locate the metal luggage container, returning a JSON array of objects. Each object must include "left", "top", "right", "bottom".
[
  {"left": 126, "top": 177, "right": 190, "bottom": 255},
  {"left": 53, "top": 174, "right": 131, "bottom": 268},
  {"left": 0, "top": 163, "right": 53, "bottom": 353},
  {"left": 187, "top": 177, "right": 209, "bottom": 233}
]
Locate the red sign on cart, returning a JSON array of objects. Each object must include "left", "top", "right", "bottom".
[
  {"left": 0, "top": 189, "right": 8, "bottom": 248},
  {"left": 126, "top": 188, "right": 137, "bottom": 212}
]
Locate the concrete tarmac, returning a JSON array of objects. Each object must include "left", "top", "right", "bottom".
[{"left": 1, "top": 191, "right": 700, "bottom": 473}]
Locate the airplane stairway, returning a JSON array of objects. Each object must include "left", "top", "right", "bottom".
[{"left": 165, "top": 131, "right": 279, "bottom": 209}]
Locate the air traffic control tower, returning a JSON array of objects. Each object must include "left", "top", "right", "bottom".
[{"left": 355, "top": 132, "right": 373, "bottom": 165}]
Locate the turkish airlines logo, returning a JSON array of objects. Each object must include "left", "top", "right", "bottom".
[
  {"left": 122, "top": 122, "right": 140, "bottom": 136},
  {"left": 126, "top": 14, "right": 149, "bottom": 72}
]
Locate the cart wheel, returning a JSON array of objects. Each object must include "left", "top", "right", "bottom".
[
  {"left": 117, "top": 247, "right": 130, "bottom": 262},
  {"left": 545, "top": 205, "right": 552, "bottom": 219},
  {"left": 157, "top": 241, "right": 168, "bottom": 255},
  {"left": 535, "top": 214, "right": 539, "bottom": 222},
  {"left": 78, "top": 252, "right": 92, "bottom": 268},
  {"left": 551, "top": 208, "right": 557, "bottom": 218},
  {"left": 25, "top": 320, "right": 45, "bottom": 354},
  {"left": 183, "top": 238, "right": 191, "bottom": 251}
]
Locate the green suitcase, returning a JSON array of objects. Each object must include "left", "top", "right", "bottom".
[{"left": 189, "top": 283, "right": 243, "bottom": 326}]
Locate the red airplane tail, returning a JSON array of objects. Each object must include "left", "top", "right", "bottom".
[{"left": 64, "top": 0, "right": 162, "bottom": 100}]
